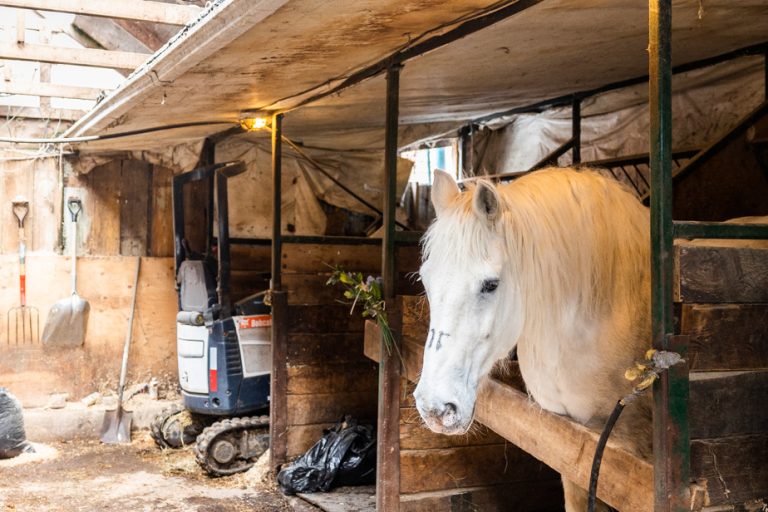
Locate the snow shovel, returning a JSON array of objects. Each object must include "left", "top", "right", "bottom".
[
  {"left": 42, "top": 197, "right": 90, "bottom": 347},
  {"left": 101, "top": 257, "right": 141, "bottom": 444}
]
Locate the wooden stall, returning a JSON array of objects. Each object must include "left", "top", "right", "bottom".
[
  {"left": 365, "top": 296, "right": 564, "bottom": 511},
  {"left": 269, "top": 239, "right": 422, "bottom": 467}
]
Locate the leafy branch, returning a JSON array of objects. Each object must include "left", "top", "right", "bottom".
[{"left": 325, "top": 266, "right": 399, "bottom": 359}]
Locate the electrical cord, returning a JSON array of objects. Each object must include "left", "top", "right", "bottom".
[{"left": 0, "top": 120, "right": 236, "bottom": 145}]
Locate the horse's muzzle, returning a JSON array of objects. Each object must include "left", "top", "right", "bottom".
[{"left": 415, "top": 397, "right": 469, "bottom": 435}]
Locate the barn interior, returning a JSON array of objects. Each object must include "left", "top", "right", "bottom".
[{"left": 1, "top": 0, "right": 767, "bottom": 511}]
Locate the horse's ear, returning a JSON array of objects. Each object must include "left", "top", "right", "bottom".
[
  {"left": 472, "top": 181, "right": 500, "bottom": 223},
  {"left": 431, "top": 169, "right": 460, "bottom": 217}
]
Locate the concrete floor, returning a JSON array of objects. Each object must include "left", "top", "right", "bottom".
[{"left": 0, "top": 432, "right": 318, "bottom": 512}]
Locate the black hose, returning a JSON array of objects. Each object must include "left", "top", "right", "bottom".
[{"left": 587, "top": 399, "right": 626, "bottom": 512}]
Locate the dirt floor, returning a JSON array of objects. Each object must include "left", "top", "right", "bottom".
[{"left": 0, "top": 432, "right": 316, "bottom": 512}]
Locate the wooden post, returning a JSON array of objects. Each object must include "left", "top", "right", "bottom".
[
  {"left": 270, "top": 112, "right": 288, "bottom": 470},
  {"left": 649, "top": 2, "right": 690, "bottom": 511},
  {"left": 377, "top": 64, "right": 402, "bottom": 512}
]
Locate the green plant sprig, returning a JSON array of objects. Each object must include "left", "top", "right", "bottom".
[{"left": 326, "top": 265, "right": 398, "bottom": 358}]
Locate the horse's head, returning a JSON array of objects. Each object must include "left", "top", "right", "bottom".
[{"left": 414, "top": 170, "right": 523, "bottom": 435}]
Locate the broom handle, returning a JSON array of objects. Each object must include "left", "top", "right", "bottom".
[{"left": 117, "top": 258, "right": 141, "bottom": 407}]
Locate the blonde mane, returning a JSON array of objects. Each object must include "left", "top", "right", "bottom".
[{"left": 423, "top": 167, "right": 650, "bottom": 344}]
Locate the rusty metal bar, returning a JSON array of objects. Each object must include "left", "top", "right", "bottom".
[
  {"left": 649, "top": 2, "right": 690, "bottom": 511},
  {"left": 377, "top": 64, "right": 402, "bottom": 512},
  {"left": 572, "top": 98, "right": 581, "bottom": 164},
  {"left": 271, "top": 113, "right": 284, "bottom": 291}
]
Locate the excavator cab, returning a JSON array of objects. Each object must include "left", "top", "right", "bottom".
[{"left": 151, "top": 161, "right": 271, "bottom": 476}]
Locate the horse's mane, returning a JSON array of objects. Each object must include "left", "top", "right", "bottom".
[{"left": 423, "top": 167, "right": 650, "bottom": 338}]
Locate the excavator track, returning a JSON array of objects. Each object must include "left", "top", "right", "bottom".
[
  {"left": 194, "top": 415, "right": 270, "bottom": 476},
  {"left": 149, "top": 404, "right": 209, "bottom": 449}
]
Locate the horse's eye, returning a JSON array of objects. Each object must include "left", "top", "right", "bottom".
[{"left": 481, "top": 279, "right": 499, "bottom": 294}]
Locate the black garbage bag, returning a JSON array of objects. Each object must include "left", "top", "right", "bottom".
[
  {"left": 277, "top": 415, "right": 375, "bottom": 494},
  {"left": 0, "top": 388, "right": 34, "bottom": 459}
]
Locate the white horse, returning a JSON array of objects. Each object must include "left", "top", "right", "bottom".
[{"left": 414, "top": 167, "right": 653, "bottom": 512}]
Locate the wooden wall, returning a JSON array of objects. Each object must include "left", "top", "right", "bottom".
[
  {"left": 0, "top": 255, "right": 178, "bottom": 407},
  {"left": 0, "top": 157, "right": 179, "bottom": 407},
  {"left": 271, "top": 241, "right": 422, "bottom": 467},
  {"left": 676, "top": 240, "right": 768, "bottom": 508}
]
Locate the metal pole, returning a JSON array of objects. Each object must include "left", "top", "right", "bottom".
[
  {"left": 649, "top": 2, "right": 689, "bottom": 511},
  {"left": 572, "top": 97, "right": 581, "bottom": 165},
  {"left": 377, "top": 64, "right": 402, "bottom": 512},
  {"left": 271, "top": 113, "right": 284, "bottom": 291}
]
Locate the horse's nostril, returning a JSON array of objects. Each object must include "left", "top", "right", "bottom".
[{"left": 443, "top": 402, "right": 457, "bottom": 415}]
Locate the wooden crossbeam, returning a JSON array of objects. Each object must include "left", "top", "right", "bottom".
[
  {"left": 0, "top": 0, "right": 201, "bottom": 25},
  {"left": 0, "top": 105, "right": 82, "bottom": 121},
  {"left": 0, "top": 42, "right": 147, "bottom": 69},
  {"left": 0, "top": 81, "right": 106, "bottom": 100}
]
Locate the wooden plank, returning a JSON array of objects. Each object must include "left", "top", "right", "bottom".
[
  {"left": 149, "top": 165, "right": 173, "bottom": 257},
  {"left": 119, "top": 160, "right": 151, "bottom": 256},
  {"left": 0, "top": 0, "right": 201, "bottom": 25},
  {"left": 0, "top": 41, "right": 147, "bottom": 70},
  {"left": 400, "top": 444, "right": 555, "bottom": 494},
  {"left": 286, "top": 363, "right": 377, "bottom": 395},
  {"left": 269, "top": 291, "right": 288, "bottom": 470},
  {"left": 286, "top": 272, "right": 421, "bottom": 305},
  {"left": 75, "top": 162, "right": 120, "bottom": 255},
  {"left": 230, "top": 245, "right": 271, "bottom": 271},
  {"left": 681, "top": 304, "right": 768, "bottom": 371},
  {"left": 689, "top": 371, "right": 768, "bottom": 439},
  {"left": 675, "top": 244, "right": 768, "bottom": 303},
  {"left": 285, "top": 423, "right": 330, "bottom": 460},
  {"left": 690, "top": 433, "right": 768, "bottom": 507},
  {"left": 281, "top": 243, "right": 420, "bottom": 274},
  {"left": 286, "top": 392, "right": 377, "bottom": 426},
  {"left": 364, "top": 320, "right": 423, "bottom": 383},
  {"left": 476, "top": 379, "right": 653, "bottom": 512},
  {"left": 287, "top": 333, "right": 369, "bottom": 365},
  {"left": 285, "top": 304, "right": 366, "bottom": 334},
  {"left": 400, "top": 407, "right": 507, "bottom": 451},
  {"left": 0, "top": 105, "right": 82, "bottom": 121},
  {"left": 16, "top": 9, "right": 24, "bottom": 43},
  {"left": 400, "top": 481, "right": 564, "bottom": 512},
  {"left": 29, "top": 157, "right": 61, "bottom": 252},
  {"left": 0, "top": 81, "right": 106, "bottom": 100}
]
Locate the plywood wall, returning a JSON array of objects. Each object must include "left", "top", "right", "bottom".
[{"left": 0, "top": 255, "right": 178, "bottom": 407}]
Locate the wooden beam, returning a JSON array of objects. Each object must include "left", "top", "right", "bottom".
[
  {"left": 16, "top": 9, "right": 25, "bottom": 43},
  {"left": 0, "top": 0, "right": 201, "bottom": 25},
  {"left": 0, "top": 105, "right": 82, "bottom": 121},
  {"left": 0, "top": 81, "right": 103, "bottom": 100},
  {"left": 0, "top": 42, "right": 147, "bottom": 69}
]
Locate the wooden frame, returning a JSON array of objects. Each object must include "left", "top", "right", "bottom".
[
  {"left": 0, "top": 42, "right": 147, "bottom": 70},
  {"left": 0, "top": 0, "right": 201, "bottom": 25},
  {"left": 0, "top": 81, "right": 105, "bottom": 100}
]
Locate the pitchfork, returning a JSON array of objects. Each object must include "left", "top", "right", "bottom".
[{"left": 7, "top": 198, "right": 39, "bottom": 345}]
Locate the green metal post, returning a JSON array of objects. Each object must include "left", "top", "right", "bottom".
[
  {"left": 649, "top": 2, "right": 690, "bottom": 511},
  {"left": 377, "top": 64, "right": 402, "bottom": 512}
]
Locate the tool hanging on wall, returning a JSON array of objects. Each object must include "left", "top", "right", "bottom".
[
  {"left": 7, "top": 198, "right": 39, "bottom": 345},
  {"left": 41, "top": 197, "right": 90, "bottom": 347}
]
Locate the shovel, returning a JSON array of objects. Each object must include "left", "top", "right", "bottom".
[
  {"left": 42, "top": 198, "right": 90, "bottom": 347},
  {"left": 101, "top": 257, "right": 141, "bottom": 444}
]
